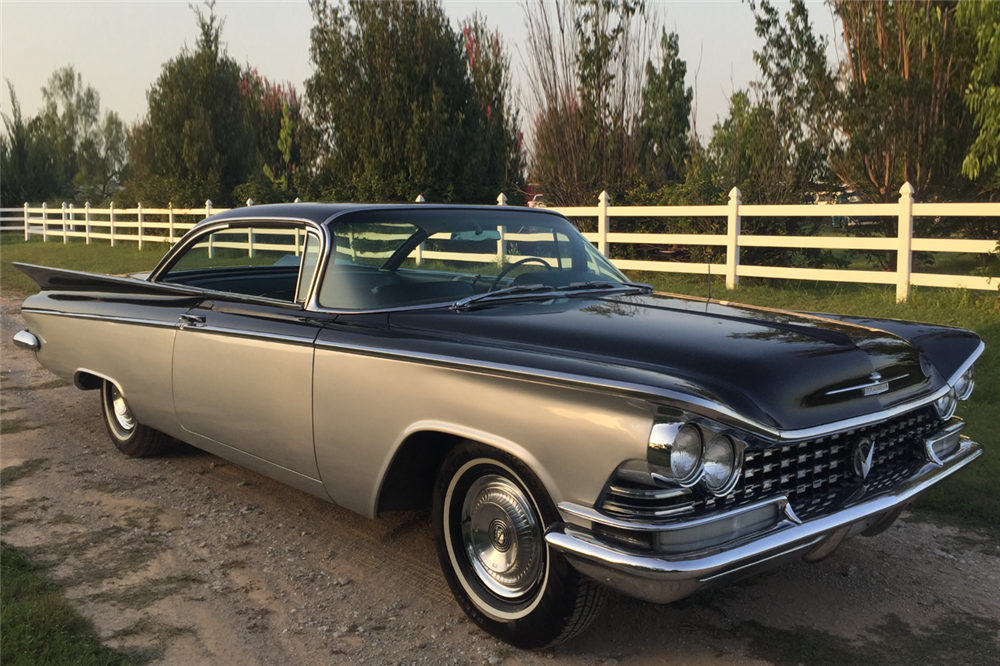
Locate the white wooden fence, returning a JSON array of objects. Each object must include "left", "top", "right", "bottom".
[{"left": 1, "top": 184, "right": 997, "bottom": 302}]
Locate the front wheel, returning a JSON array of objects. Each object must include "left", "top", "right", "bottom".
[
  {"left": 100, "top": 380, "right": 172, "bottom": 457},
  {"left": 433, "top": 442, "right": 607, "bottom": 648}
]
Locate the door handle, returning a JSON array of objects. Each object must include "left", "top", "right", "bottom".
[{"left": 178, "top": 314, "right": 206, "bottom": 327}]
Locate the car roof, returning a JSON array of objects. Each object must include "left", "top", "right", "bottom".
[{"left": 199, "top": 202, "right": 565, "bottom": 228}]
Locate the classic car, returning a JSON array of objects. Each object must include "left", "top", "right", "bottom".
[{"left": 13, "top": 203, "right": 983, "bottom": 648}]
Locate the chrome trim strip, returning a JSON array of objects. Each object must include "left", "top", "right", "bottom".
[
  {"left": 312, "top": 338, "right": 783, "bottom": 439},
  {"left": 179, "top": 325, "right": 318, "bottom": 347},
  {"left": 314, "top": 335, "right": 959, "bottom": 442},
  {"left": 20, "top": 308, "right": 177, "bottom": 330},
  {"left": 558, "top": 497, "right": 791, "bottom": 533},
  {"left": 546, "top": 438, "right": 981, "bottom": 584},
  {"left": 945, "top": 340, "right": 985, "bottom": 387},
  {"left": 605, "top": 484, "right": 691, "bottom": 501},
  {"left": 924, "top": 418, "right": 965, "bottom": 465},
  {"left": 13, "top": 330, "right": 40, "bottom": 351},
  {"left": 825, "top": 374, "right": 908, "bottom": 396}
]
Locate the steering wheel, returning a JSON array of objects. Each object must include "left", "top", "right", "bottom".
[{"left": 489, "top": 257, "right": 554, "bottom": 292}]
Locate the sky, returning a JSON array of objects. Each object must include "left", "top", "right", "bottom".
[{"left": 0, "top": 0, "right": 839, "bottom": 140}]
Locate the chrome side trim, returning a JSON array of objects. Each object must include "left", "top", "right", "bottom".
[
  {"left": 545, "top": 438, "right": 982, "bottom": 595},
  {"left": 179, "top": 325, "right": 318, "bottom": 347},
  {"left": 312, "top": 337, "right": 959, "bottom": 443},
  {"left": 20, "top": 308, "right": 178, "bottom": 330},
  {"left": 312, "top": 338, "right": 783, "bottom": 439},
  {"left": 558, "top": 496, "right": 793, "bottom": 533},
  {"left": 13, "top": 330, "right": 40, "bottom": 351}
]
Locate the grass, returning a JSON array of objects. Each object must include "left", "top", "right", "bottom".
[
  {"left": 0, "top": 235, "right": 166, "bottom": 295},
  {"left": 0, "top": 543, "right": 151, "bottom": 666},
  {"left": 0, "top": 458, "right": 47, "bottom": 486},
  {"left": 629, "top": 271, "right": 1000, "bottom": 528}
]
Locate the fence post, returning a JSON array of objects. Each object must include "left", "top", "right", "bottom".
[
  {"left": 42, "top": 202, "right": 48, "bottom": 242},
  {"left": 597, "top": 190, "right": 609, "bottom": 257},
  {"left": 415, "top": 194, "right": 426, "bottom": 264},
  {"left": 246, "top": 198, "right": 254, "bottom": 207},
  {"left": 137, "top": 202, "right": 144, "bottom": 250},
  {"left": 205, "top": 199, "right": 213, "bottom": 219},
  {"left": 61, "top": 202, "right": 68, "bottom": 243},
  {"left": 248, "top": 228, "right": 256, "bottom": 258},
  {"left": 168, "top": 202, "right": 175, "bottom": 242},
  {"left": 23, "top": 202, "right": 29, "bottom": 241},
  {"left": 896, "top": 182, "right": 914, "bottom": 303},
  {"left": 726, "top": 187, "right": 742, "bottom": 289},
  {"left": 496, "top": 193, "right": 507, "bottom": 266},
  {"left": 85, "top": 202, "right": 91, "bottom": 244},
  {"left": 109, "top": 202, "right": 116, "bottom": 247}
]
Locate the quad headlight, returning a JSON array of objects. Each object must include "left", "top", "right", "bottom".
[
  {"left": 933, "top": 388, "right": 957, "bottom": 421},
  {"left": 953, "top": 365, "right": 976, "bottom": 401},
  {"left": 703, "top": 435, "right": 740, "bottom": 495},
  {"left": 648, "top": 422, "right": 743, "bottom": 496}
]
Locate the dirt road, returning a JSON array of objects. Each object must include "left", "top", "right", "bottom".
[{"left": 2, "top": 296, "right": 999, "bottom": 665}]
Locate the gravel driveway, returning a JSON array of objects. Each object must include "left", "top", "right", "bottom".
[{"left": 2, "top": 296, "right": 999, "bottom": 666}]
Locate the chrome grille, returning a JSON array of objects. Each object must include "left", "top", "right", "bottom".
[{"left": 597, "top": 406, "right": 940, "bottom": 523}]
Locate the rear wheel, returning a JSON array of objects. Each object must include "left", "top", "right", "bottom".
[
  {"left": 433, "top": 442, "right": 607, "bottom": 648},
  {"left": 100, "top": 380, "right": 171, "bottom": 457}
]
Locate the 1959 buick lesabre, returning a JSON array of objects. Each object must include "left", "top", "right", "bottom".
[{"left": 13, "top": 203, "right": 983, "bottom": 648}]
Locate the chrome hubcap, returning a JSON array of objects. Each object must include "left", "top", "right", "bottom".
[
  {"left": 461, "top": 475, "right": 543, "bottom": 599},
  {"left": 109, "top": 385, "right": 135, "bottom": 432}
]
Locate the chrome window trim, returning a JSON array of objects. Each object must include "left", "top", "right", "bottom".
[{"left": 149, "top": 216, "right": 330, "bottom": 312}]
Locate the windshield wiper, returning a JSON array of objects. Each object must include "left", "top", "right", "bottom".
[
  {"left": 451, "top": 284, "right": 556, "bottom": 311},
  {"left": 451, "top": 281, "right": 652, "bottom": 311},
  {"left": 555, "top": 280, "right": 653, "bottom": 293}
]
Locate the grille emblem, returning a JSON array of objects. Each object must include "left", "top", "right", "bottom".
[{"left": 854, "top": 437, "right": 876, "bottom": 479}]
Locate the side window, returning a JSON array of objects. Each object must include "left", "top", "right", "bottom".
[
  {"left": 296, "top": 233, "right": 321, "bottom": 303},
  {"left": 161, "top": 224, "right": 310, "bottom": 302}
]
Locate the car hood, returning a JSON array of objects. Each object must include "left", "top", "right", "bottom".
[{"left": 387, "top": 292, "right": 948, "bottom": 433}]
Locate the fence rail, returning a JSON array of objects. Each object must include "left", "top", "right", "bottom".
[{"left": 2, "top": 184, "right": 997, "bottom": 302}]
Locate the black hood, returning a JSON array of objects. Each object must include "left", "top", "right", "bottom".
[{"left": 387, "top": 292, "right": 945, "bottom": 433}]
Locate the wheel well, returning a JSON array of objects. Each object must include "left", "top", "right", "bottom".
[
  {"left": 74, "top": 371, "right": 104, "bottom": 391},
  {"left": 376, "top": 431, "right": 465, "bottom": 515}
]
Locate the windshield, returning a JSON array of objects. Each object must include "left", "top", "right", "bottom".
[{"left": 317, "top": 208, "right": 629, "bottom": 310}]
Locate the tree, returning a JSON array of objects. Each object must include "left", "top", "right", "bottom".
[
  {"left": 121, "top": 1, "right": 254, "bottom": 206},
  {"left": 302, "top": 0, "right": 522, "bottom": 203},
  {"left": 638, "top": 30, "right": 693, "bottom": 186},
  {"left": 525, "top": 0, "right": 656, "bottom": 205},
  {"left": 957, "top": 2, "right": 1000, "bottom": 194},
  {"left": 0, "top": 82, "right": 62, "bottom": 207}
]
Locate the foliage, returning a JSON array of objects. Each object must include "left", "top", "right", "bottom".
[
  {"left": 524, "top": 0, "right": 656, "bottom": 205},
  {"left": 302, "top": 0, "right": 523, "bottom": 204},
  {"left": 240, "top": 69, "right": 301, "bottom": 198},
  {"left": 0, "top": 83, "right": 62, "bottom": 207},
  {"left": 38, "top": 66, "right": 129, "bottom": 203},
  {"left": 637, "top": 30, "right": 693, "bottom": 187},
  {"left": 121, "top": 1, "right": 255, "bottom": 207},
  {"left": 957, "top": 2, "right": 1000, "bottom": 193}
]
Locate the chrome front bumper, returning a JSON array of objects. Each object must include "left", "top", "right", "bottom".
[{"left": 545, "top": 437, "right": 982, "bottom": 604}]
